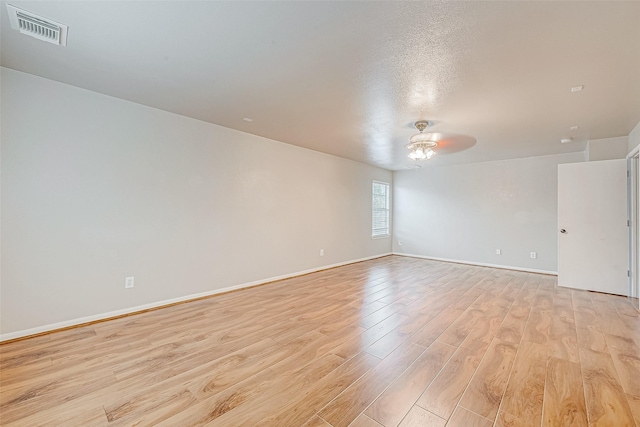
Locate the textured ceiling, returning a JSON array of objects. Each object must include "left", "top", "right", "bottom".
[{"left": 1, "top": 1, "right": 639, "bottom": 170}]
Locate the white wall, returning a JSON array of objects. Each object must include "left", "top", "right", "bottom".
[
  {"left": 586, "top": 136, "right": 629, "bottom": 161},
  {"left": 393, "top": 153, "right": 584, "bottom": 273},
  {"left": 0, "top": 68, "right": 392, "bottom": 337},
  {"left": 629, "top": 121, "right": 640, "bottom": 153}
]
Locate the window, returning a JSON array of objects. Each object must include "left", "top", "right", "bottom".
[{"left": 372, "top": 181, "right": 390, "bottom": 238}]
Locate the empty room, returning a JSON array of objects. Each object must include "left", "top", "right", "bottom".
[{"left": 1, "top": 1, "right": 639, "bottom": 426}]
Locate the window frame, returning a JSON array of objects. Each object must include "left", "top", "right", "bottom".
[{"left": 372, "top": 180, "right": 391, "bottom": 239}]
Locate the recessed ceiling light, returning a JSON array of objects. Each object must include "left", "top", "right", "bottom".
[
  {"left": 570, "top": 126, "right": 579, "bottom": 131},
  {"left": 560, "top": 138, "right": 573, "bottom": 144},
  {"left": 243, "top": 117, "right": 253, "bottom": 122},
  {"left": 570, "top": 85, "right": 584, "bottom": 93}
]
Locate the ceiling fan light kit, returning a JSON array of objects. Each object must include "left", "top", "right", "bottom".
[{"left": 407, "top": 120, "right": 438, "bottom": 161}]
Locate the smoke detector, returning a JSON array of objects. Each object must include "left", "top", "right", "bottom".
[{"left": 6, "top": 4, "right": 68, "bottom": 46}]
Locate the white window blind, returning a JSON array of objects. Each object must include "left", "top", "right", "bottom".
[{"left": 372, "top": 181, "right": 390, "bottom": 237}]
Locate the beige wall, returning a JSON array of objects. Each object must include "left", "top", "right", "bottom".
[
  {"left": 0, "top": 68, "right": 392, "bottom": 338},
  {"left": 392, "top": 153, "right": 584, "bottom": 273},
  {"left": 629, "top": 121, "right": 640, "bottom": 154},
  {"left": 586, "top": 136, "right": 629, "bottom": 161}
]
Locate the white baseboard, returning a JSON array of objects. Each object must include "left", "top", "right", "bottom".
[
  {"left": 0, "top": 252, "right": 392, "bottom": 342},
  {"left": 393, "top": 252, "right": 558, "bottom": 276}
]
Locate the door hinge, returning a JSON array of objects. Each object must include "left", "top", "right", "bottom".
[
  {"left": 628, "top": 220, "right": 631, "bottom": 226},
  {"left": 628, "top": 170, "right": 631, "bottom": 177},
  {"left": 628, "top": 270, "right": 631, "bottom": 277}
]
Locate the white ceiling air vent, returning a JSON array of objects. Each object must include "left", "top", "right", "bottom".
[{"left": 6, "top": 4, "right": 68, "bottom": 46}]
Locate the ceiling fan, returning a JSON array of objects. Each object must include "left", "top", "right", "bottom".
[{"left": 405, "top": 120, "right": 477, "bottom": 162}]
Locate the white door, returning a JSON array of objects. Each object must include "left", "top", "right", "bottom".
[{"left": 558, "top": 159, "right": 628, "bottom": 295}]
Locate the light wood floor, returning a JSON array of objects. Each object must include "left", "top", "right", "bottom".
[{"left": 2, "top": 256, "right": 640, "bottom": 427}]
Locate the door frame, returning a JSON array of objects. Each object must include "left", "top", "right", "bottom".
[{"left": 627, "top": 146, "right": 640, "bottom": 310}]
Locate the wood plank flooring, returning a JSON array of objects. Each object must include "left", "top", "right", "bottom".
[{"left": 1, "top": 255, "right": 639, "bottom": 426}]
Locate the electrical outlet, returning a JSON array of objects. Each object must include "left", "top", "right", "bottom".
[
  {"left": 320, "top": 249, "right": 324, "bottom": 256},
  {"left": 496, "top": 249, "right": 501, "bottom": 255},
  {"left": 530, "top": 252, "right": 537, "bottom": 259},
  {"left": 125, "top": 276, "right": 134, "bottom": 289}
]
